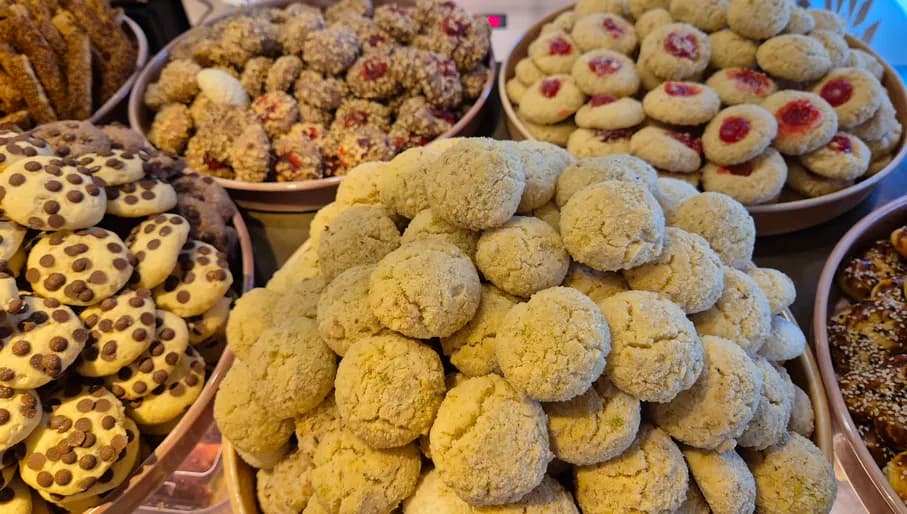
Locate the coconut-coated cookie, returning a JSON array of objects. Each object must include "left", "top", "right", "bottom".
[
  {"left": 703, "top": 104, "right": 778, "bottom": 166},
  {"left": 630, "top": 126, "right": 702, "bottom": 173},
  {"left": 708, "top": 30, "right": 758, "bottom": 70},
  {"left": 75, "top": 150, "right": 146, "bottom": 186},
  {"left": 528, "top": 30, "right": 580, "bottom": 74},
  {"left": 787, "top": 160, "right": 854, "bottom": 198},
  {"left": 0, "top": 156, "right": 106, "bottom": 231},
  {"left": 575, "top": 96, "right": 645, "bottom": 130},
  {"left": 706, "top": 68, "right": 778, "bottom": 106},
  {"left": 702, "top": 148, "right": 788, "bottom": 205},
  {"left": 125, "top": 346, "right": 206, "bottom": 426},
  {"left": 800, "top": 132, "right": 870, "bottom": 181},
  {"left": 639, "top": 23, "right": 710, "bottom": 81},
  {"left": 571, "top": 13, "right": 638, "bottom": 55},
  {"left": 316, "top": 205, "right": 400, "bottom": 280},
  {"left": 669, "top": 192, "right": 755, "bottom": 269},
  {"left": 519, "top": 75, "right": 586, "bottom": 125},
  {"left": 126, "top": 214, "right": 191, "bottom": 290},
  {"left": 571, "top": 49, "right": 640, "bottom": 97},
  {"left": 756, "top": 35, "right": 831, "bottom": 82},
  {"left": 643, "top": 81, "right": 720, "bottom": 126},
  {"left": 75, "top": 288, "right": 157, "bottom": 378},
  {"left": 692, "top": 267, "right": 773, "bottom": 353},
  {"left": 812, "top": 67, "right": 883, "bottom": 129},
  {"left": 153, "top": 240, "right": 233, "bottom": 317},
  {"left": 105, "top": 177, "right": 178, "bottom": 218},
  {"left": 683, "top": 447, "right": 756, "bottom": 514},
  {"left": 762, "top": 90, "right": 838, "bottom": 156},
  {"left": 26, "top": 228, "right": 134, "bottom": 306},
  {"left": 0, "top": 387, "right": 40, "bottom": 453}
]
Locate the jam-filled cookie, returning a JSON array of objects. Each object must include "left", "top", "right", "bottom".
[
  {"left": 703, "top": 104, "right": 778, "bottom": 166},
  {"left": 571, "top": 13, "right": 638, "bottom": 55},
  {"left": 800, "top": 132, "right": 870, "bottom": 181},
  {"left": 639, "top": 23, "right": 710, "bottom": 81},
  {"left": 571, "top": 49, "right": 639, "bottom": 97},
  {"left": 528, "top": 30, "right": 580, "bottom": 74},
  {"left": 630, "top": 126, "right": 702, "bottom": 172},
  {"left": 813, "top": 67, "right": 883, "bottom": 129},
  {"left": 575, "top": 95, "right": 645, "bottom": 130},
  {"left": 762, "top": 90, "right": 837, "bottom": 155},
  {"left": 701, "top": 148, "right": 787, "bottom": 205},
  {"left": 566, "top": 128, "right": 633, "bottom": 158},
  {"left": 518, "top": 75, "right": 586, "bottom": 125},
  {"left": 706, "top": 68, "right": 778, "bottom": 107},
  {"left": 642, "top": 81, "right": 720, "bottom": 125}
]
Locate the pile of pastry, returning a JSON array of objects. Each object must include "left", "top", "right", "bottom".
[
  {"left": 0, "top": 0, "right": 137, "bottom": 127},
  {"left": 143, "top": 0, "right": 491, "bottom": 183},
  {"left": 217, "top": 137, "right": 835, "bottom": 514},
  {"left": 834, "top": 224, "right": 907, "bottom": 503},
  {"left": 0, "top": 120, "right": 238, "bottom": 512},
  {"left": 505, "top": 0, "right": 900, "bottom": 205}
]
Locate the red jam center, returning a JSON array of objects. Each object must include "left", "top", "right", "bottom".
[
  {"left": 540, "top": 78, "right": 561, "bottom": 98},
  {"left": 668, "top": 131, "right": 702, "bottom": 153},
  {"left": 587, "top": 56, "right": 622, "bottom": 76},
  {"left": 602, "top": 18, "right": 623, "bottom": 37},
  {"left": 549, "top": 36, "right": 573, "bottom": 55},
  {"left": 442, "top": 16, "right": 469, "bottom": 36},
  {"left": 303, "top": 126, "right": 322, "bottom": 140},
  {"left": 203, "top": 155, "right": 228, "bottom": 171},
  {"left": 361, "top": 59, "right": 388, "bottom": 80},
  {"left": 820, "top": 78, "right": 854, "bottom": 107},
  {"left": 664, "top": 31, "right": 699, "bottom": 60},
  {"left": 729, "top": 69, "right": 771, "bottom": 94},
  {"left": 590, "top": 94, "right": 616, "bottom": 106},
  {"left": 719, "top": 117, "right": 751, "bottom": 143},
  {"left": 717, "top": 162, "right": 754, "bottom": 176},
  {"left": 664, "top": 82, "right": 700, "bottom": 97},
  {"left": 432, "top": 109, "right": 457, "bottom": 124},
  {"left": 344, "top": 111, "right": 369, "bottom": 127},
  {"left": 367, "top": 33, "right": 387, "bottom": 46},
  {"left": 829, "top": 134, "right": 853, "bottom": 153},
  {"left": 777, "top": 99, "right": 821, "bottom": 134},
  {"left": 439, "top": 58, "right": 458, "bottom": 77},
  {"left": 595, "top": 128, "right": 633, "bottom": 142}
]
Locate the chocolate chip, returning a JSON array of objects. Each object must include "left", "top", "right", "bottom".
[
  {"left": 8, "top": 173, "right": 24, "bottom": 186},
  {"left": 52, "top": 309, "right": 70, "bottom": 323},
  {"left": 66, "top": 190, "right": 84, "bottom": 203},
  {"left": 26, "top": 452, "right": 45, "bottom": 470},
  {"left": 11, "top": 340, "right": 29, "bottom": 356},
  {"left": 38, "top": 254, "right": 55, "bottom": 267},
  {"left": 99, "top": 446, "right": 116, "bottom": 462},
  {"left": 88, "top": 270, "right": 108, "bottom": 284},
  {"left": 133, "top": 382, "right": 147, "bottom": 394},
  {"left": 0, "top": 408, "right": 8, "bottom": 425},
  {"left": 113, "top": 258, "right": 128, "bottom": 270},
  {"left": 76, "top": 399, "right": 93, "bottom": 412},
  {"left": 66, "top": 174, "right": 83, "bottom": 185},
  {"left": 44, "top": 180, "right": 62, "bottom": 192},
  {"left": 44, "top": 273, "right": 66, "bottom": 291},
  {"left": 24, "top": 161, "right": 41, "bottom": 172},
  {"left": 107, "top": 243, "right": 123, "bottom": 253},
  {"left": 101, "top": 415, "right": 116, "bottom": 430},
  {"left": 176, "top": 291, "right": 191, "bottom": 304},
  {"left": 132, "top": 328, "right": 147, "bottom": 342},
  {"left": 82, "top": 432, "right": 96, "bottom": 448},
  {"left": 79, "top": 455, "right": 97, "bottom": 470},
  {"left": 48, "top": 214, "right": 65, "bottom": 228},
  {"left": 36, "top": 471, "right": 53, "bottom": 487},
  {"left": 75, "top": 417, "right": 92, "bottom": 431},
  {"left": 152, "top": 370, "right": 169, "bottom": 384},
  {"left": 49, "top": 336, "right": 68, "bottom": 352},
  {"left": 54, "top": 469, "right": 73, "bottom": 485}
]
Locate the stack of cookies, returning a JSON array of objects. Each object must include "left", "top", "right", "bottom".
[
  {"left": 506, "top": 1, "right": 900, "bottom": 206},
  {"left": 217, "top": 138, "right": 835, "bottom": 514},
  {"left": 0, "top": 120, "right": 239, "bottom": 512}
]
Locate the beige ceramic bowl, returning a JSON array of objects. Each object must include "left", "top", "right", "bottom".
[
  {"left": 129, "top": 0, "right": 495, "bottom": 213},
  {"left": 89, "top": 15, "right": 149, "bottom": 124},
  {"left": 498, "top": 5, "right": 907, "bottom": 236}
]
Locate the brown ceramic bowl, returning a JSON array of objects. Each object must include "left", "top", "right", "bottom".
[
  {"left": 498, "top": 5, "right": 907, "bottom": 237},
  {"left": 89, "top": 15, "right": 149, "bottom": 124},
  {"left": 128, "top": 0, "right": 495, "bottom": 213},
  {"left": 813, "top": 196, "right": 907, "bottom": 514}
]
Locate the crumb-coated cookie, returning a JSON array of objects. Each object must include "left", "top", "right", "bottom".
[
  {"left": 336, "top": 333, "right": 444, "bottom": 448},
  {"left": 809, "top": 9, "right": 846, "bottom": 34},
  {"left": 643, "top": 81, "right": 720, "bottom": 126},
  {"left": 639, "top": 23, "right": 710, "bottom": 81},
  {"left": 556, "top": 154, "right": 657, "bottom": 207},
  {"left": 762, "top": 90, "right": 838, "bottom": 156},
  {"left": 703, "top": 104, "right": 778, "bottom": 166},
  {"left": 149, "top": 104, "right": 194, "bottom": 155},
  {"left": 756, "top": 35, "right": 831, "bottom": 82},
  {"left": 0, "top": 388, "right": 40, "bottom": 453},
  {"left": 575, "top": 95, "right": 645, "bottom": 130},
  {"left": 561, "top": 180, "right": 665, "bottom": 272},
  {"left": 631, "top": 126, "right": 702, "bottom": 173},
  {"left": 316, "top": 205, "right": 400, "bottom": 280},
  {"left": 126, "top": 346, "right": 206, "bottom": 427},
  {"left": 256, "top": 448, "right": 315, "bottom": 514},
  {"left": 496, "top": 286, "right": 609, "bottom": 402},
  {"left": 655, "top": 176, "right": 699, "bottom": 218},
  {"left": 738, "top": 358, "right": 794, "bottom": 450},
  {"left": 501, "top": 140, "right": 574, "bottom": 213},
  {"left": 706, "top": 68, "right": 778, "bottom": 106},
  {"left": 441, "top": 284, "right": 516, "bottom": 377},
  {"left": 651, "top": 335, "right": 761, "bottom": 450},
  {"left": 567, "top": 128, "right": 634, "bottom": 158},
  {"left": 669, "top": 192, "right": 755, "bottom": 268},
  {"left": 429, "top": 138, "right": 526, "bottom": 230},
  {"left": 683, "top": 447, "right": 756, "bottom": 514},
  {"left": 429, "top": 374, "right": 551, "bottom": 506},
  {"left": 727, "top": 0, "right": 790, "bottom": 39},
  {"left": 19, "top": 384, "right": 128, "bottom": 496},
  {"left": 104, "top": 310, "right": 190, "bottom": 400},
  {"left": 106, "top": 177, "right": 178, "bottom": 218},
  {"left": 800, "top": 132, "right": 870, "bottom": 181},
  {"left": 702, "top": 147, "right": 788, "bottom": 205},
  {"left": 598, "top": 291, "right": 703, "bottom": 402},
  {"left": 571, "top": 13, "right": 638, "bottom": 55},
  {"left": 378, "top": 145, "right": 438, "bottom": 219},
  {"left": 692, "top": 267, "right": 773, "bottom": 353},
  {"left": 334, "top": 162, "right": 383, "bottom": 207},
  {"left": 0, "top": 156, "right": 106, "bottom": 231},
  {"left": 813, "top": 67, "right": 883, "bottom": 129},
  {"left": 316, "top": 265, "right": 387, "bottom": 356},
  {"left": 571, "top": 49, "right": 639, "bottom": 98},
  {"left": 26, "top": 228, "right": 133, "bottom": 306},
  {"left": 369, "top": 241, "right": 480, "bottom": 339},
  {"left": 529, "top": 30, "right": 580, "bottom": 74},
  {"left": 476, "top": 217, "right": 570, "bottom": 298},
  {"left": 519, "top": 75, "right": 586, "bottom": 125},
  {"left": 789, "top": 384, "right": 815, "bottom": 438},
  {"left": 153, "top": 240, "right": 232, "bottom": 318},
  {"left": 744, "top": 432, "right": 837, "bottom": 514},
  {"left": 545, "top": 378, "right": 640, "bottom": 466},
  {"left": 563, "top": 261, "right": 630, "bottom": 302},
  {"left": 786, "top": 160, "right": 853, "bottom": 197},
  {"left": 76, "top": 150, "right": 146, "bottom": 187},
  {"left": 669, "top": 0, "right": 727, "bottom": 32},
  {"left": 75, "top": 289, "right": 157, "bottom": 378},
  {"left": 401, "top": 209, "right": 479, "bottom": 259},
  {"left": 126, "top": 214, "right": 191, "bottom": 290},
  {"left": 708, "top": 29, "right": 758, "bottom": 70},
  {"left": 747, "top": 267, "right": 796, "bottom": 315},
  {"left": 624, "top": 227, "right": 724, "bottom": 314},
  {"left": 575, "top": 425, "right": 688, "bottom": 514}
]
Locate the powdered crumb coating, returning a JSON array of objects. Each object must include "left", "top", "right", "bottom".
[
  {"left": 759, "top": 315, "right": 806, "bottom": 362},
  {"left": 225, "top": 287, "right": 281, "bottom": 361},
  {"left": 295, "top": 395, "right": 343, "bottom": 460},
  {"left": 655, "top": 177, "right": 699, "bottom": 219},
  {"left": 316, "top": 265, "right": 387, "bottom": 356},
  {"left": 317, "top": 205, "right": 400, "bottom": 279},
  {"left": 149, "top": 104, "right": 194, "bottom": 154},
  {"left": 788, "top": 385, "right": 815, "bottom": 438},
  {"left": 401, "top": 209, "right": 479, "bottom": 260},
  {"left": 691, "top": 267, "right": 772, "bottom": 354},
  {"left": 669, "top": 192, "right": 755, "bottom": 269},
  {"left": 256, "top": 449, "right": 315, "bottom": 514},
  {"left": 500, "top": 140, "right": 574, "bottom": 214},
  {"left": 738, "top": 357, "right": 794, "bottom": 450},
  {"left": 746, "top": 267, "right": 796, "bottom": 315},
  {"left": 378, "top": 145, "right": 439, "bottom": 219},
  {"left": 683, "top": 447, "right": 756, "bottom": 514},
  {"left": 562, "top": 261, "right": 630, "bottom": 303},
  {"left": 555, "top": 154, "right": 658, "bottom": 208},
  {"left": 441, "top": 284, "right": 517, "bottom": 377}
]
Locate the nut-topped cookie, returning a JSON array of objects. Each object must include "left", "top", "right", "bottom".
[
  {"left": 153, "top": 241, "right": 233, "bottom": 317},
  {"left": 25, "top": 229, "right": 134, "bottom": 307},
  {"left": 75, "top": 150, "right": 147, "bottom": 187},
  {"left": 0, "top": 387, "right": 40, "bottom": 452},
  {"left": 75, "top": 289, "right": 157, "bottom": 378},
  {"left": 105, "top": 177, "right": 178, "bottom": 218},
  {"left": 126, "top": 214, "right": 192, "bottom": 290}
]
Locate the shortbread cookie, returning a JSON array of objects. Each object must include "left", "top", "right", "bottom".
[
  {"left": 800, "top": 132, "right": 870, "bottom": 181},
  {"left": 186, "top": 296, "right": 231, "bottom": 345},
  {"left": 628, "top": 0, "right": 670, "bottom": 18},
  {"left": 727, "top": 0, "right": 790, "bottom": 39},
  {"left": 153, "top": 240, "right": 233, "bottom": 317},
  {"left": 0, "top": 387, "right": 40, "bottom": 452},
  {"left": 125, "top": 346, "right": 206, "bottom": 426},
  {"left": 571, "top": 13, "right": 638, "bottom": 55},
  {"left": 571, "top": 49, "right": 640, "bottom": 97},
  {"left": 505, "top": 78, "right": 526, "bottom": 104},
  {"left": 567, "top": 128, "right": 633, "bottom": 158},
  {"left": 126, "top": 214, "right": 191, "bottom": 289},
  {"left": 528, "top": 30, "right": 580, "bottom": 74},
  {"left": 708, "top": 30, "right": 758, "bottom": 70},
  {"left": 852, "top": 94, "right": 896, "bottom": 142},
  {"left": 635, "top": 8, "right": 673, "bottom": 40},
  {"left": 692, "top": 267, "right": 773, "bottom": 353},
  {"left": 106, "top": 177, "right": 178, "bottom": 218},
  {"left": 630, "top": 126, "right": 702, "bottom": 173},
  {"left": 756, "top": 35, "right": 831, "bottom": 82},
  {"left": 701, "top": 147, "right": 788, "bottom": 205},
  {"left": 76, "top": 288, "right": 157, "bottom": 378},
  {"left": 0, "top": 156, "right": 106, "bottom": 231},
  {"left": 75, "top": 150, "right": 145, "bottom": 186},
  {"left": 643, "top": 81, "right": 720, "bottom": 125},
  {"left": 703, "top": 104, "right": 778, "bottom": 166},
  {"left": 849, "top": 48, "right": 884, "bottom": 80},
  {"left": 639, "top": 23, "right": 710, "bottom": 81},
  {"left": 762, "top": 90, "right": 838, "bottom": 155},
  {"left": 812, "top": 67, "right": 883, "bottom": 129},
  {"left": 575, "top": 95, "right": 645, "bottom": 130},
  {"left": 706, "top": 68, "right": 777, "bottom": 106},
  {"left": 575, "top": 0, "right": 627, "bottom": 17},
  {"left": 669, "top": 192, "right": 755, "bottom": 269},
  {"left": 519, "top": 76, "right": 586, "bottom": 125},
  {"left": 786, "top": 160, "right": 853, "bottom": 197}
]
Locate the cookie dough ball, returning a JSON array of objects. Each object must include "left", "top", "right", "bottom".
[
  {"left": 669, "top": 192, "right": 755, "bottom": 269},
  {"left": 369, "top": 241, "right": 481, "bottom": 339},
  {"left": 429, "top": 374, "right": 552, "bottom": 506},
  {"left": 256, "top": 449, "right": 315, "bottom": 514},
  {"left": 669, "top": 0, "right": 727, "bottom": 32},
  {"left": 727, "top": 0, "right": 790, "bottom": 39},
  {"left": 519, "top": 75, "right": 586, "bottom": 125},
  {"left": 630, "top": 126, "right": 702, "bottom": 173},
  {"left": 336, "top": 334, "right": 444, "bottom": 448},
  {"left": 706, "top": 68, "right": 778, "bottom": 106},
  {"left": 703, "top": 104, "right": 778, "bottom": 166},
  {"left": 496, "top": 286, "right": 610, "bottom": 401},
  {"left": 813, "top": 67, "right": 883, "bottom": 129},
  {"left": 708, "top": 30, "right": 758, "bottom": 70},
  {"left": 655, "top": 177, "right": 699, "bottom": 219},
  {"left": 555, "top": 154, "right": 657, "bottom": 207},
  {"left": 575, "top": 425, "right": 689, "bottom": 514},
  {"left": 789, "top": 385, "right": 815, "bottom": 438},
  {"left": 571, "top": 13, "right": 638, "bottom": 55},
  {"left": 598, "top": 290, "right": 704, "bottom": 402},
  {"left": 529, "top": 31, "right": 580, "bottom": 74},
  {"left": 571, "top": 49, "right": 640, "bottom": 97},
  {"left": 760, "top": 316, "right": 807, "bottom": 363},
  {"left": 561, "top": 181, "right": 665, "bottom": 272},
  {"left": 248, "top": 318, "right": 336, "bottom": 420},
  {"left": 317, "top": 205, "right": 400, "bottom": 280},
  {"left": 692, "top": 267, "right": 773, "bottom": 353},
  {"left": 476, "top": 217, "right": 570, "bottom": 298},
  {"left": 643, "top": 81, "right": 721, "bottom": 126},
  {"left": 429, "top": 138, "right": 526, "bottom": 230},
  {"left": 747, "top": 267, "right": 796, "bottom": 315},
  {"left": 563, "top": 261, "right": 629, "bottom": 302},
  {"left": 683, "top": 448, "right": 756, "bottom": 514},
  {"left": 756, "top": 35, "right": 831, "bottom": 82},
  {"left": 624, "top": 227, "right": 724, "bottom": 314},
  {"left": 316, "top": 265, "right": 387, "bottom": 356},
  {"left": 401, "top": 209, "right": 479, "bottom": 260},
  {"left": 639, "top": 23, "right": 710, "bottom": 81},
  {"left": 545, "top": 378, "right": 640, "bottom": 465},
  {"left": 311, "top": 430, "right": 420, "bottom": 514},
  {"left": 650, "top": 335, "right": 762, "bottom": 450},
  {"left": 800, "top": 132, "right": 870, "bottom": 181},
  {"left": 701, "top": 148, "right": 788, "bottom": 206},
  {"left": 745, "top": 432, "right": 837, "bottom": 514},
  {"left": 501, "top": 141, "right": 575, "bottom": 213},
  {"left": 738, "top": 358, "right": 794, "bottom": 450},
  {"left": 441, "top": 284, "right": 517, "bottom": 377},
  {"left": 809, "top": 9, "right": 846, "bottom": 34}
]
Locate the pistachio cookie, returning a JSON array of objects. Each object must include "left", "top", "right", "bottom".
[
  {"left": 571, "top": 50, "right": 639, "bottom": 97},
  {"left": 669, "top": 192, "right": 755, "bottom": 269},
  {"left": 692, "top": 267, "right": 773, "bottom": 353},
  {"left": 76, "top": 289, "right": 157, "bottom": 378},
  {"left": 738, "top": 358, "right": 794, "bottom": 450},
  {"left": 316, "top": 205, "right": 400, "bottom": 280},
  {"left": 105, "top": 177, "right": 178, "bottom": 218},
  {"left": 683, "top": 448, "right": 756, "bottom": 514},
  {"left": 153, "top": 240, "right": 233, "bottom": 317},
  {"left": 555, "top": 154, "right": 657, "bottom": 207},
  {"left": 643, "top": 81, "right": 720, "bottom": 125},
  {"left": 126, "top": 214, "right": 191, "bottom": 289},
  {"left": 440, "top": 284, "right": 517, "bottom": 377},
  {"left": 655, "top": 176, "right": 699, "bottom": 218},
  {"left": 701, "top": 147, "right": 788, "bottom": 205},
  {"left": 316, "top": 265, "right": 387, "bottom": 356},
  {"left": 703, "top": 104, "right": 778, "bottom": 166}
]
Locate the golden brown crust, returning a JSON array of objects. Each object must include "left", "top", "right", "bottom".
[
  {"left": 0, "top": 51, "right": 56, "bottom": 123},
  {"left": 0, "top": 69, "right": 22, "bottom": 113},
  {"left": 0, "top": 6, "right": 68, "bottom": 117},
  {"left": 52, "top": 12, "right": 92, "bottom": 120},
  {"left": 63, "top": 0, "right": 136, "bottom": 101},
  {"left": 0, "top": 109, "right": 31, "bottom": 128}
]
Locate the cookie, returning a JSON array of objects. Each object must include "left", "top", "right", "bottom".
[
  {"left": 19, "top": 384, "right": 128, "bottom": 496},
  {"left": 59, "top": 417, "right": 140, "bottom": 503},
  {"left": 520, "top": 118, "right": 577, "bottom": 147},
  {"left": 152, "top": 240, "right": 233, "bottom": 318},
  {"left": 571, "top": 13, "right": 638, "bottom": 55},
  {"left": 125, "top": 346, "right": 205, "bottom": 426},
  {"left": 75, "top": 289, "right": 157, "bottom": 378},
  {"left": 0, "top": 220, "right": 26, "bottom": 262},
  {"left": 106, "top": 177, "right": 178, "bottom": 218},
  {"left": 0, "top": 135, "right": 53, "bottom": 171},
  {"left": 0, "top": 295, "right": 86, "bottom": 389},
  {"left": 756, "top": 35, "right": 831, "bottom": 82},
  {"left": 186, "top": 295, "right": 231, "bottom": 345},
  {"left": 655, "top": 176, "right": 699, "bottom": 218},
  {"left": 708, "top": 29, "right": 758, "bottom": 70},
  {"left": 701, "top": 148, "right": 788, "bottom": 206},
  {"left": 567, "top": 128, "right": 633, "bottom": 158},
  {"left": 800, "top": 132, "right": 870, "bottom": 181},
  {"left": 74, "top": 150, "right": 146, "bottom": 187},
  {"left": 669, "top": 0, "right": 727, "bottom": 32},
  {"left": 849, "top": 48, "right": 884, "bottom": 80},
  {"left": 528, "top": 30, "right": 580, "bottom": 74},
  {"left": 727, "top": 0, "right": 790, "bottom": 39},
  {"left": 26, "top": 228, "right": 134, "bottom": 307},
  {"left": 638, "top": 23, "right": 710, "bottom": 81},
  {"left": 518, "top": 75, "right": 586, "bottom": 125},
  {"left": 515, "top": 57, "right": 545, "bottom": 85},
  {"left": 630, "top": 126, "right": 702, "bottom": 173},
  {"left": 0, "top": 387, "right": 40, "bottom": 452},
  {"left": 642, "top": 81, "right": 720, "bottom": 125},
  {"left": 810, "top": 30, "right": 851, "bottom": 68},
  {"left": 784, "top": 6, "right": 816, "bottom": 34},
  {"left": 706, "top": 68, "right": 778, "bottom": 106},
  {"left": 852, "top": 94, "right": 897, "bottom": 143},
  {"left": 762, "top": 90, "right": 838, "bottom": 156},
  {"left": 575, "top": 95, "right": 645, "bottom": 130},
  {"left": 555, "top": 154, "right": 658, "bottom": 208},
  {"left": 0, "top": 477, "right": 30, "bottom": 514},
  {"left": 702, "top": 104, "right": 778, "bottom": 166},
  {"left": 669, "top": 192, "right": 755, "bottom": 269},
  {"left": 635, "top": 8, "right": 673, "bottom": 39},
  {"left": 29, "top": 121, "right": 111, "bottom": 158},
  {"left": 105, "top": 310, "right": 190, "bottom": 400},
  {"left": 786, "top": 160, "right": 853, "bottom": 197},
  {"left": 691, "top": 267, "right": 773, "bottom": 353},
  {"left": 812, "top": 67, "right": 883, "bottom": 129},
  {"left": 571, "top": 49, "right": 640, "bottom": 97},
  {"left": 809, "top": 9, "right": 846, "bottom": 35},
  {"left": 125, "top": 214, "right": 191, "bottom": 290},
  {"left": 0, "top": 156, "right": 106, "bottom": 231}
]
